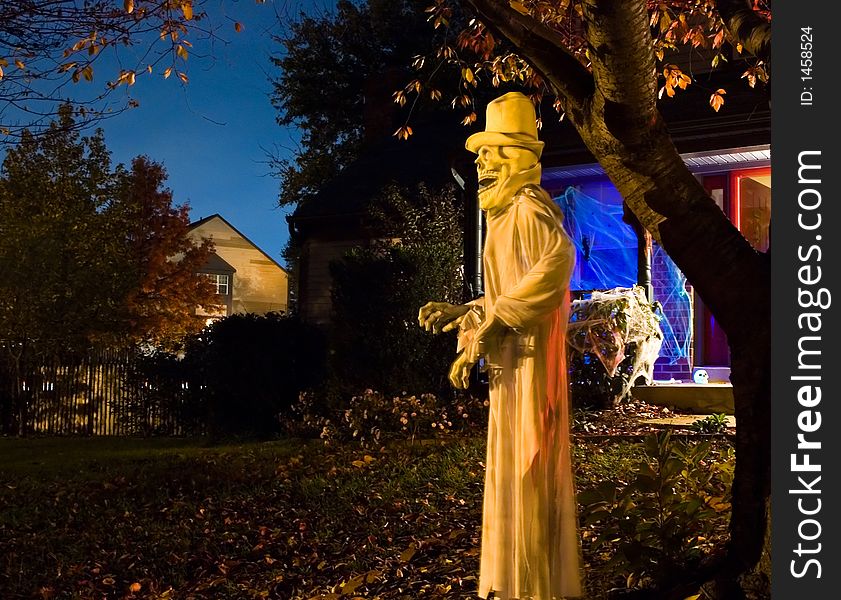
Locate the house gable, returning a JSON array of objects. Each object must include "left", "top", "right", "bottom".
[{"left": 189, "top": 214, "right": 289, "bottom": 315}]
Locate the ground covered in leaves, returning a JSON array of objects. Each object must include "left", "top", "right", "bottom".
[
  {"left": 0, "top": 403, "right": 733, "bottom": 600},
  {"left": 572, "top": 399, "right": 727, "bottom": 437}
]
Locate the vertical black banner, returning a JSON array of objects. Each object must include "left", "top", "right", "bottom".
[{"left": 772, "top": 2, "right": 840, "bottom": 596}]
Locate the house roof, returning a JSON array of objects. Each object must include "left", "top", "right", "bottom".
[
  {"left": 538, "top": 65, "right": 770, "bottom": 168},
  {"left": 188, "top": 213, "right": 289, "bottom": 274},
  {"left": 543, "top": 144, "right": 771, "bottom": 186},
  {"left": 290, "top": 115, "right": 470, "bottom": 223},
  {"left": 199, "top": 251, "right": 236, "bottom": 274}
]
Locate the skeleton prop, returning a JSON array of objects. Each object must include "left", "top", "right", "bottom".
[{"left": 419, "top": 92, "right": 582, "bottom": 600}]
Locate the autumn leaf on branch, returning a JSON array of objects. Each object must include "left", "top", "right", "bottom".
[
  {"left": 741, "top": 63, "right": 768, "bottom": 88},
  {"left": 393, "top": 126, "right": 413, "bottom": 140},
  {"left": 658, "top": 64, "right": 691, "bottom": 99},
  {"left": 112, "top": 70, "right": 137, "bottom": 87},
  {"left": 181, "top": 1, "right": 194, "bottom": 21},
  {"left": 1, "top": 0, "right": 268, "bottom": 140},
  {"left": 508, "top": 1, "right": 529, "bottom": 16},
  {"left": 425, "top": 0, "right": 452, "bottom": 29},
  {"left": 709, "top": 88, "right": 726, "bottom": 112}
]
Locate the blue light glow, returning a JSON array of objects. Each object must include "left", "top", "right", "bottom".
[{"left": 554, "top": 183, "right": 691, "bottom": 364}]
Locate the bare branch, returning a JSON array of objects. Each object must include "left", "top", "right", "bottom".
[{"left": 0, "top": 1, "right": 234, "bottom": 142}]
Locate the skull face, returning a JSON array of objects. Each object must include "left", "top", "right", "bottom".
[{"left": 475, "top": 145, "right": 537, "bottom": 212}]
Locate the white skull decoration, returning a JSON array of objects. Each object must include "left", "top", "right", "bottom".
[{"left": 693, "top": 369, "right": 710, "bottom": 384}]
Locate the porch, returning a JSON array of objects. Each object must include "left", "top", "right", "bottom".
[{"left": 632, "top": 366, "right": 734, "bottom": 415}]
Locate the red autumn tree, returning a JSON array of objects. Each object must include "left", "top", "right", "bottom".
[{"left": 112, "top": 156, "right": 220, "bottom": 347}]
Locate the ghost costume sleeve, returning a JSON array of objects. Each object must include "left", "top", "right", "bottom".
[{"left": 457, "top": 297, "right": 486, "bottom": 356}]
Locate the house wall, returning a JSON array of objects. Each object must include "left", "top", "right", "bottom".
[
  {"left": 547, "top": 159, "right": 771, "bottom": 383},
  {"left": 196, "top": 270, "right": 234, "bottom": 318},
  {"left": 189, "top": 218, "right": 288, "bottom": 315},
  {"left": 298, "top": 236, "right": 367, "bottom": 326}
]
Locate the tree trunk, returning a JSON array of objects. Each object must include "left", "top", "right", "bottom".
[
  {"left": 463, "top": 0, "right": 772, "bottom": 594},
  {"left": 574, "top": 119, "right": 771, "bottom": 596}
]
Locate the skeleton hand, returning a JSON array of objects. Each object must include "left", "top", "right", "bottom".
[
  {"left": 448, "top": 351, "right": 476, "bottom": 389},
  {"left": 418, "top": 302, "right": 470, "bottom": 334}
]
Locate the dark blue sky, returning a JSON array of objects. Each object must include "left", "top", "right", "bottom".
[{"left": 95, "top": 0, "right": 333, "bottom": 267}]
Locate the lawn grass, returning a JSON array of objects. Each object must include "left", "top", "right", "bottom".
[
  {"left": 0, "top": 435, "right": 731, "bottom": 600},
  {"left": 0, "top": 436, "right": 297, "bottom": 476}
]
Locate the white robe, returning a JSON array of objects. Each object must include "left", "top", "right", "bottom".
[{"left": 462, "top": 184, "right": 582, "bottom": 600}]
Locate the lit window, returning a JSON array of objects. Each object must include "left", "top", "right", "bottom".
[{"left": 206, "top": 273, "right": 230, "bottom": 295}]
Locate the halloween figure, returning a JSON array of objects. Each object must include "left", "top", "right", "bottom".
[{"left": 419, "top": 92, "right": 582, "bottom": 600}]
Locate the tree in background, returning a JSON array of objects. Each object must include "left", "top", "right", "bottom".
[
  {"left": 271, "top": 0, "right": 473, "bottom": 318},
  {"left": 112, "top": 156, "right": 218, "bottom": 347},
  {"left": 270, "top": 0, "right": 442, "bottom": 209},
  {"left": 0, "top": 107, "right": 121, "bottom": 351},
  {"left": 0, "top": 108, "right": 121, "bottom": 433},
  {"left": 328, "top": 183, "right": 465, "bottom": 401},
  {"left": 0, "top": 107, "right": 216, "bottom": 433},
  {"left": 404, "top": 0, "right": 771, "bottom": 595}
]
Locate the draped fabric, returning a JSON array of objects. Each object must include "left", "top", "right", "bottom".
[{"left": 461, "top": 184, "right": 582, "bottom": 600}]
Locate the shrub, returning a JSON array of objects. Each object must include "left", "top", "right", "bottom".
[
  {"left": 578, "top": 431, "right": 734, "bottom": 591},
  {"left": 121, "top": 348, "right": 206, "bottom": 436},
  {"left": 182, "top": 313, "right": 327, "bottom": 437},
  {"left": 690, "top": 413, "right": 730, "bottom": 434},
  {"left": 327, "top": 184, "right": 465, "bottom": 402},
  {"left": 282, "top": 389, "right": 488, "bottom": 446}
]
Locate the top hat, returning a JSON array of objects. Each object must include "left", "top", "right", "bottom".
[{"left": 465, "top": 92, "right": 544, "bottom": 157}]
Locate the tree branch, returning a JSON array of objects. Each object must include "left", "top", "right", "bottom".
[
  {"left": 716, "top": 0, "right": 771, "bottom": 64},
  {"left": 461, "top": 0, "right": 594, "bottom": 107}
]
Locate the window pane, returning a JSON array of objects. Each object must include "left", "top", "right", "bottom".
[
  {"left": 554, "top": 181, "right": 637, "bottom": 291},
  {"left": 739, "top": 174, "right": 771, "bottom": 252},
  {"left": 205, "top": 273, "right": 229, "bottom": 295}
]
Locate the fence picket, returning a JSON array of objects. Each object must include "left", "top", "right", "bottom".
[{"left": 0, "top": 347, "right": 197, "bottom": 436}]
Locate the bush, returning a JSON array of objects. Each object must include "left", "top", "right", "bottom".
[
  {"left": 690, "top": 413, "right": 730, "bottom": 434},
  {"left": 282, "top": 389, "right": 488, "bottom": 447},
  {"left": 578, "top": 432, "right": 734, "bottom": 591},
  {"left": 120, "top": 313, "right": 328, "bottom": 437},
  {"left": 326, "top": 184, "right": 465, "bottom": 402},
  {"left": 121, "top": 348, "right": 206, "bottom": 436},
  {"left": 182, "top": 312, "right": 327, "bottom": 437}
]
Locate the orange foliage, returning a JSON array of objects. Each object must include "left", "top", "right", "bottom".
[
  {"left": 392, "top": 0, "right": 771, "bottom": 137},
  {"left": 116, "top": 157, "right": 221, "bottom": 346}
]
